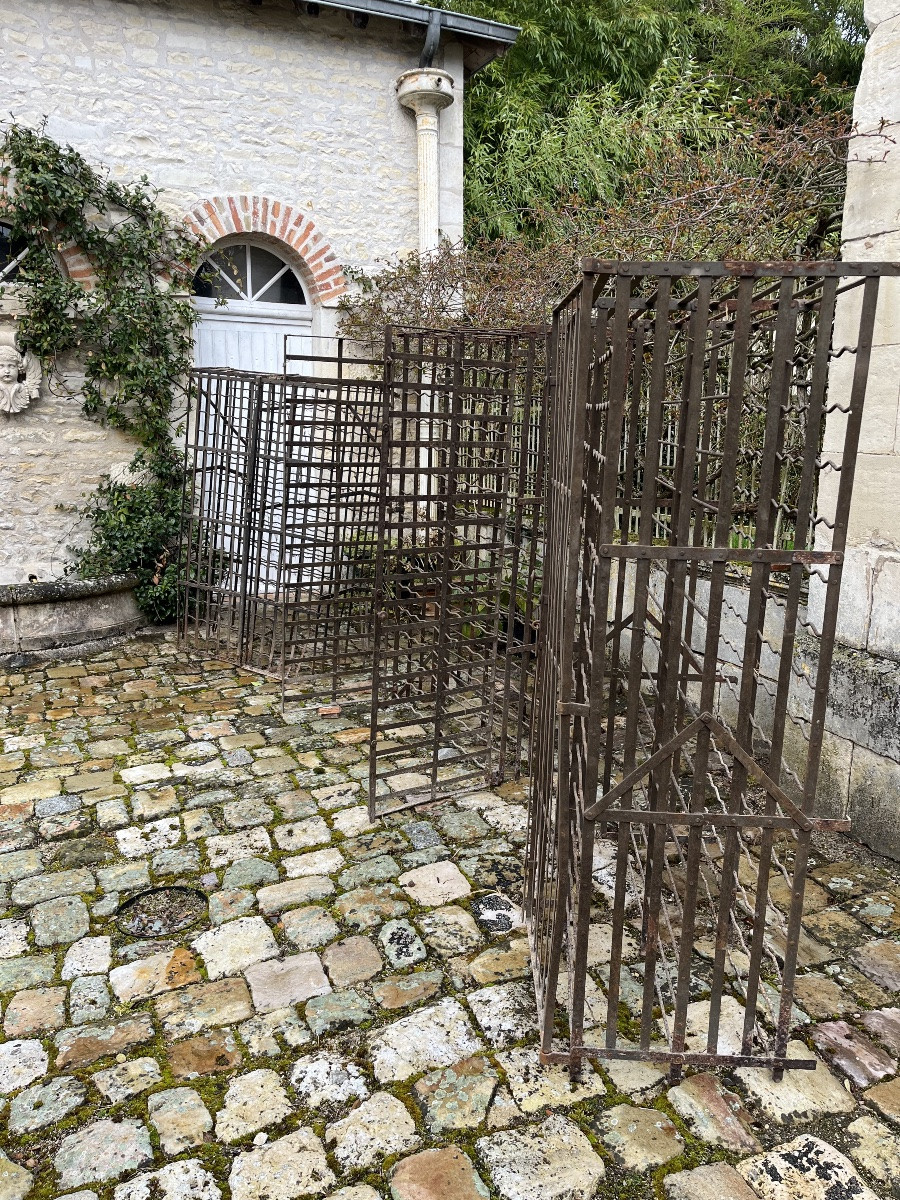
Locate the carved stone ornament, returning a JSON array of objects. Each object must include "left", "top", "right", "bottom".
[{"left": 0, "top": 342, "right": 40, "bottom": 415}]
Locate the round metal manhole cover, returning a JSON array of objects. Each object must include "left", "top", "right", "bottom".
[{"left": 117, "top": 886, "right": 208, "bottom": 938}]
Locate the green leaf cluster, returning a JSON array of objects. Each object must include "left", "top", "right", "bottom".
[{"left": 0, "top": 123, "right": 201, "bottom": 622}]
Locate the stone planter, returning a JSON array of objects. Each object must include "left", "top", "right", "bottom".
[{"left": 0, "top": 575, "right": 143, "bottom": 662}]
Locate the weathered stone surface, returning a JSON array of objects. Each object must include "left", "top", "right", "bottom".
[
  {"left": 335, "top": 884, "right": 409, "bottom": 929},
  {"left": 284, "top": 848, "right": 345, "bottom": 878},
  {"left": 477, "top": 1114, "right": 605, "bottom": 1200},
  {"left": 0, "top": 849, "right": 42, "bottom": 884},
  {"left": 865, "top": 1074, "right": 900, "bottom": 1124},
  {"left": 793, "top": 972, "right": 849, "bottom": 1019},
  {"left": 224, "top": 798, "right": 274, "bottom": 829},
  {"left": 290, "top": 1052, "right": 370, "bottom": 1108},
  {"left": 305, "top": 989, "right": 373, "bottom": 1036},
  {"left": 322, "top": 936, "right": 382, "bottom": 987},
  {"left": 3, "top": 985, "right": 67, "bottom": 1035},
  {"left": 380, "top": 919, "right": 427, "bottom": 967},
  {"left": 735, "top": 1039, "right": 855, "bottom": 1123},
  {"left": 0, "top": 1039, "right": 45, "bottom": 1096},
  {"left": 338, "top": 854, "right": 400, "bottom": 891},
  {"left": 245, "top": 953, "right": 331, "bottom": 1013},
  {"left": 585, "top": 922, "right": 639, "bottom": 966},
  {"left": 326, "top": 1091, "right": 420, "bottom": 1169},
  {"left": 168, "top": 1029, "right": 243, "bottom": 1079},
  {"left": 598, "top": 1103, "right": 684, "bottom": 1172},
  {"left": 110, "top": 947, "right": 202, "bottom": 1002},
  {"left": 215, "top": 1068, "right": 293, "bottom": 1142},
  {"left": 156, "top": 979, "right": 253, "bottom": 1038},
  {"left": 737, "top": 1134, "right": 881, "bottom": 1200},
  {"left": 852, "top": 938, "right": 900, "bottom": 992},
  {"left": 0, "top": 954, "right": 54, "bottom": 993},
  {"left": 239, "top": 1007, "right": 311, "bottom": 1056},
  {"left": 55, "top": 1015, "right": 154, "bottom": 1069},
  {"left": 11, "top": 867, "right": 94, "bottom": 906},
  {"left": 847, "top": 1114, "right": 900, "bottom": 1189},
  {"left": 390, "top": 1148, "right": 489, "bottom": 1200},
  {"left": 148, "top": 1088, "right": 213, "bottom": 1155},
  {"left": 55, "top": 1118, "right": 154, "bottom": 1189},
  {"left": 420, "top": 906, "right": 483, "bottom": 957},
  {"left": 257, "top": 876, "right": 334, "bottom": 914},
  {"left": 192, "top": 917, "right": 279, "bottom": 979},
  {"left": 373, "top": 970, "right": 444, "bottom": 1010},
  {"left": 811, "top": 1019, "right": 897, "bottom": 1085},
  {"left": 861, "top": 1006, "right": 900, "bottom": 1055},
  {"left": 281, "top": 905, "right": 340, "bottom": 950},
  {"left": 116, "top": 818, "right": 181, "bottom": 859},
  {"left": 63, "top": 936, "right": 112, "bottom": 979},
  {"left": 209, "top": 889, "right": 256, "bottom": 926},
  {"left": 803, "top": 906, "right": 869, "bottom": 949},
  {"left": 468, "top": 940, "right": 530, "bottom": 986},
  {"left": 414, "top": 1056, "right": 497, "bottom": 1132},
  {"left": 664, "top": 1163, "right": 757, "bottom": 1200},
  {"left": 30, "top": 894, "right": 89, "bottom": 945},
  {"left": 273, "top": 816, "right": 330, "bottom": 852},
  {"left": 223, "top": 857, "right": 278, "bottom": 889},
  {"left": 93, "top": 1056, "right": 163, "bottom": 1103},
  {"left": 681, "top": 995, "right": 747, "bottom": 1056},
  {"left": 496, "top": 1046, "right": 605, "bottom": 1114},
  {"left": 466, "top": 982, "right": 537, "bottom": 1047},
  {"left": 0, "top": 1150, "right": 32, "bottom": 1200},
  {"left": 229, "top": 1129, "right": 335, "bottom": 1200},
  {"left": 113, "top": 1159, "right": 221, "bottom": 1200},
  {"left": 371, "top": 999, "right": 482, "bottom": 1082},
  {"left": 667, "top": 1073, "right": 760, "bottom": 1152},
  {"left": 399, "top": 861, "right": 471, "bottom": 907},
  {"left": 8, "top": 1075, "right": 86, "bottom": 1133},
  {"left": 70, "top": 975, "right": 111, "bottom": 1025},
  {"left": 206, "top": 828, "right": 273, "bottom": 869}
]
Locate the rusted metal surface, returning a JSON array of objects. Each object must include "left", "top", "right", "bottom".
[
  {"left": 368, "top": 327, "right": 546, "bottom": 818},
  {"left": 526, "top": 261, "right": 898, "bottom": 1081}
]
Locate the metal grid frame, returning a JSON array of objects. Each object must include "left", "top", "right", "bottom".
[
  {"left": 369, "top": 326, "right": 545, "bottom": 819},
  {"left": 527, "top": 260, "right": 899, "bottom": 1081}
]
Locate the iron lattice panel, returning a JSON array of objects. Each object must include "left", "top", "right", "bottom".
[
  {"left": 527, "top": 261, "right": 899, "bottom": 1080},
  {"left": 369, "top": 327, "right": 545, "bottom": 819}
]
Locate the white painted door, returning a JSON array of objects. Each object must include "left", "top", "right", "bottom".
[{"left": 193, "top": 299, "right": 313, "bottom": 374}]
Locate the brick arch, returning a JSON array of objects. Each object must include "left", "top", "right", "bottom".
[
  {"left": 58, "top": 244, "right": 96, "bottom": 288},
  {"left": 184, "top": 195, "right": 347, "bottom": 304}
]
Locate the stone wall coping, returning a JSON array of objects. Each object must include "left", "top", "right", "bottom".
[{"left": 0, "top": 574, "right": 140, "bottom": 607}]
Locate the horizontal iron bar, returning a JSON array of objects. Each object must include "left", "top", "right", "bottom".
[
  {"left": 578, "top": 258, "right": 900, "bottom": 278},
  {"left": 599, "top": 809, "right": 849, "bottom": 832},
  {"left": 547, "top": 1046, "right": 818, "bottom": 1070},
  {"left": 598, "top": 545, "right": 843, "bottom": 565}
]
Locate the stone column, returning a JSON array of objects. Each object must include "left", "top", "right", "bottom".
[{"left": 396, "top": 68, "right": 455, "bottom": 253}]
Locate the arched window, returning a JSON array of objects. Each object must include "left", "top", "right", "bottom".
[
  {"left": 0, "top": 223, "right": 28, "bottom": 283},
  {"left": 192, "top": 242, "right": 306, "bottom": 306}
]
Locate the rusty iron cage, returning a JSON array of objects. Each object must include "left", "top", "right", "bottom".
[
  {"left": 527, "top": 260, "right": 900, "bottom": 1082},
  {"left": 369, "top": 326, "right": 546, "bottom": 818}
]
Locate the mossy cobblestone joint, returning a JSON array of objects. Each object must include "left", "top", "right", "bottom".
[{"left": 0, "top": 631, "right": 898, "bottom": 1199}]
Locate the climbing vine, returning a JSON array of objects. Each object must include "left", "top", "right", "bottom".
[{"left": 0, "top": 123, "right": 202, "bottom": 621}]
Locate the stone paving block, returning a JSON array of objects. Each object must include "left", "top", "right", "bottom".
[
  {"left": 148, "top": 1087, "right": 213, "bottom": 1155},
  {"left": 215, "top": 1068, "right": 293, "bottom": 1142},
  {"left": 0, "top": 1152, "right": 32, "bottom": 1200},
  {"left": 154, "top": 847, "right": 201, "bottom": 876},
  {"left": 338, "top": 853, "right": 400, "bottom": 891},
  {"left": 239, "top": 1007, "right": 311, "bottom": 1056},
  {"left": 110, "top": 947, "right": 202, "bottom": 1002},
  {"left": 291, "top": 1051, "right": 370, "bottom": 1108},
  {"left": 273, "top": 816, "right": 331, "bottom": 852},
  {"left": 257, "top": 876, "right": 335, "bottom": 913},
  {"left": 682, "top": 994, "right": 747, "bottom": 1055},
  {"left": 192, "top": 916, "right": 279, "bottom": 979},
  {"left": 183, "top": 809, "right": 218, "bottom": 840},
  {"left": 229, "top": 1129, "right": 336, "bottom": 1200},
  {"left": 115, "top": 818, "right": 181, "bottom": 859},
  {"left": 70, "top": 976, "right": 111, "bottom": 1025},
  {"left": 156, "top": 978, "right": 253, "bottom": 1038},
  {"left": 793, "top": 971, "right": 849, "bottom": 1019},
  {"left": 598, "top": 1040, "right": 667, "bottom": 1100},
  {"left": 664, "top": 1162, "right": 757, "bottom": 1200},
  {"left": 322, "top": 935, "right": 382, "bottom": 987},
  {"left": 284, "top": 848, "right": 345, "bottom": 878},
  {"left": 598, "top": 1103, "right": 685, "bottom": 1171},
  {"left": 865, "top": 1074, "right": 900, "bottom": 1124},
  {"left": 113, "top": 1159, "right": 221, "bottom": 1200},
  {"left": 306, "top": 989, "right": 373, "bottom": 1036},
  {"left": 209, "top": 889, "right": 256, "bottom": 925},
  {"left": 97, "top": 862, "right": 151, "bottom": 893},
  {"left": 811, "top": 1018, "right": 897, "bottom": 1085},
  {"left": 331, "top": 806, "right": 377, "bottom": 837},
  {"left": 667, "top": 1072, "right": 760, "bottom": 1151},
  {"left": 735, "top": 1038, "right": 855, "bottom": 1124},
  {"left": 496, "top": 1046, "right": 605, "bottom": 1113},
  {"left": 223, "top": 798, "right": 274, "bottom": 829},
  {"left": 862, "top": 1006, "right": 900, "bottom": 1055},
  {"left": 476, "top": 1113, "right": 605, "bottom": 1200},
  {"left": 93, "top": 1056, "right": 163, "bottom": 1103},
  {"left": 853, "top": 939, "right": 900, "bottom": 992},
  {"left": 380, "top": 918, "right": 427, "bottom": 968},
  {"left": 169, "top": 1029, "right": 243, "bottom": 1079},
  {"left": 420, "top": 906, "right": 484, "bottom": 957},
  {"left": 8, "top": 1075, "right": 86, "bottom": 1133},
  {"left": 466, "top": 981, "right": 538, "bottom": 1047},
  {"left": 335, "top": 883, "right": 409, "bottom": 929},
  {"left": 281, "top": 905, "right": 340, "bottom": 950},
  {"left": 63, "top": 936, "right": 112, "bottom": 979},
  {"left": 326, "top": 1091, "right": 420, "bottom": 1169},
  {"left": 737, "top": 1133, "right": 881, "bottom": 1200},
  {"left": 3, "top": 985, "right": 67, "bottom": 1035},
  {"left": 0, "top": 849, "right": 42, "bottom": 883},
  {"left": 399, "top": 861, "right": 471, "bottom": 907},
  {"left": 55, "top": 1118, "right": 154, "bottom": 1189},
  {"left": 414, "top": 1055, "right": 498, "bottom": 1133},
  {"left": 224, "top": 857, "right": 279, "bottom": 889},
  {"left": 371, "top": 998, "right": 483, "bottom": 1082},
  {"left": 390, "top": 1147, "right": 489, "bottom": 1200},
  {"left": 846, "top": 1113, "right": 900, "bottom": 1190},
  {"left": 206, "top": 828, "right": 273, "bottom": 868},
  {"left": 11, "top": 867, "right": 94, "bottom": 906},
  {"left": 31, "top": 894, "right": 89, "bottom": 945},
  {"left": 373, "top": 971, "right": 444, "bottom": 1011},
  {"left": 55, "top": 1015, "right": 155, "bottom": 1069},
  {"left": 245, "top": 952, "right": 331, "bottom": 1013}
]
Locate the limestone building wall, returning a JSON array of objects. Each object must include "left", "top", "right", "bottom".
[{"left": 0, "top": 0, "right": 467, "bottom": 585}]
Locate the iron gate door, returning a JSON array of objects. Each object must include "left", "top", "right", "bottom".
[
  {"left": 369, "top": 326, "right": 545, "bottom": 819},
  {"left": 528, "top": 261, "right": 898, "bottom": 1080}
]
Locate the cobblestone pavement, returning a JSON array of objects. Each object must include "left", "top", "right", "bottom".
[{"left": 1, "top": 632, "right": 899, "bottom": 1200}]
